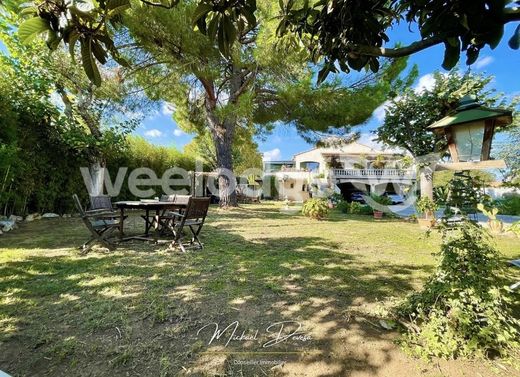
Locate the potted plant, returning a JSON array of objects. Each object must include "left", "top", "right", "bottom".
[
  {"left": 477, "top": 203, "right": 504, "bottom": 234},
  {"left": 415, "top": 196, "right": 438, "bottom": 229},
  {"left": 370, "top": 194, "right": 392, "bottom": 219}
]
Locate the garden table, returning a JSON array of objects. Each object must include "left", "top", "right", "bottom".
[{"left": 114, "top": 200, "right": 187, "bottom": 240}]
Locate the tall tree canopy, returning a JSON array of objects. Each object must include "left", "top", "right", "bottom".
[
  {"left": 5, "top": 0, "right": 413, "bottom": 206},
  {"left": 122, "top": 0, "right": 412, "bottom": 206},
  {"left": 8, "top": 0, "right": 520, "bottom": 85},
  {"left": 278, "top": 0, "right": 520, "bottom": 82}
]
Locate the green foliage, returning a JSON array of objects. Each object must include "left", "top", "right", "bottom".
[
  {"left": 433, "top": 186, "right": 449, "bottom": 206},
  {"left": 328, "top": 192, "right": 343, "bottom": 205},
  {"left": 508, "top": 221, "right": 520, "bottom": 237},
  {"left": 415, "top": 197, "right": 438, "bottom": 218},
  {"left": 370, "top": 194, "right": 392, "bottom": 206},
  {"left": 336, "top": 200, "right": 349, "bottom": 214},
  {"left": 399, "top": 220, "right": 520, "bottom": 359},
  {"left": 301, "top": 198, "right": 329, "bottom": 220},
  {"left": 493, "top": 194, "right": 520, "bottom": 216},
  {"left": 377, "top": 70, "right": 519, "bottom": 157},
  {"left": 499, "top": 125, "right": 520, "bottom": 181},
  {"left": 348, "top": 202, "right": 376, "bottom": 216},
  {"left": 348, "top": 202, "right": 363, "bottom": 214},
  {"left": 434, "top": 170, "right": 495, "bottom": 189},
  {"left": 444, "top": 172, "right": 490, "bottom": 217},
  {"left": 279, "top": 0, "right": 520, "bottom": 82}
]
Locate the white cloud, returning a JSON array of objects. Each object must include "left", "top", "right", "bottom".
[
  {"left": 144, "top": 129, "right": 163, "bottom": 138},
  {"left": 262, "top": 148, "right": 282, "bottom": 161},
  {"left": 474, "top": 56, "right": 494, "bottom": 69},
  {"left": 414, "top": 73, "right": 436, "bottom": 93},
  {"left": 162, "top": 102, "right": 175, "bottom": 115},
  {"left": 173, "top": 128, "right": 184, "bottom": 137},
  {"left": 372, "top": 101, "right": 390, "bottom": 122}
]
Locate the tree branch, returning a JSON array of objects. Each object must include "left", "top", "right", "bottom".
[{"left": 349, "top": 35, "right": 445, "bottom": 58}]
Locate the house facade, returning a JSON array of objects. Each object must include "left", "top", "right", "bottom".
[{"left": 263, "top": 142, "right": 416, "bottom": 201}]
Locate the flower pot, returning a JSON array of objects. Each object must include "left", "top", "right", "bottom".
[
  {"left": 418, "top": 218, "right": 436, "bottom": 230},
  {"left": 373, "top": 210, "right": 383, "bottom": 219}
]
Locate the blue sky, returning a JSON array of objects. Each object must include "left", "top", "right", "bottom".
[{"left": 138, "top": 22, "right": 520, "bottom": 162}]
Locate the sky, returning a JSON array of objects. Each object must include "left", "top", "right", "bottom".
[{"left": 135, "top": 22, "right": 520, "bottom": 162}]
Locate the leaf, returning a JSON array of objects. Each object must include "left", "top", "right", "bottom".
[
  {"left": 486, "top": 25, "right": 504, "bottom": 49},
  {"left": 67, "top": 30, "right": 80, "bottom": 64},
  {"left": 91, "top": 40, "right": 108, "bottom": 64},
  {"left": 80, "top": 38, "right": 102, "bottom": 87},
  {"left": 465, "top": 47, "right": 479, "bottom": 66},
  {"left": 442, "top": 40, "right": 460, "bottom": 70},
  {"left": 18, "top": 17, "right": 50, "bottom": 44},
  {"left": 508, "top": 25, "right": 520, "bottom": 50},
  {"left": 46, "top": 30, "right": 61, "bottom": 50},
  {"left": 192, "top": 3, "right": 213, "bottom": 25},
  {"left": 207, "top": 14, "right": 220, "bottom": 41},
  {"left": 107, "top": 0, "right": 131, "bottom": 13}
]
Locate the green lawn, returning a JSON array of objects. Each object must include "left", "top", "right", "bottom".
[{"left": 0, "top": 203, "right": 519, "bottom": 377}]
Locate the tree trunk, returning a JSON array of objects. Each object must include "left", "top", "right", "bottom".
[
  {"left": 88, "top": 159, "right": 106, "bottom": 196},
  {"left": 201, "top": 67, "right": 243, "bottom": 207},
  {"left": 206, "top": 112, "right": 237, "bottom": 207},
  {"left": 419, "top": 167, "right": 434, "bottom": 200}
]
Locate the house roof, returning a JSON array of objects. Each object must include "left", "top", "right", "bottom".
[{"left": 293, "top": 142, "right": 400, "bottom": 159}]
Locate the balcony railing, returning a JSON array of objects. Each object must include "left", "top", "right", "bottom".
[{"left": 332, "top": 169, "right": 416, "bottom": 179}]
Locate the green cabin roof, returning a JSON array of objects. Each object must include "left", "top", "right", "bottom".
[{"left": 427, "top": 96, "right": 512, "bottom": 130}]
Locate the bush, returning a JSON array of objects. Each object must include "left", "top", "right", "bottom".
[
  {"left": 508, "top": 221, "right": 520, "bottom": 237},
  {"left": 494, "top": 193, "right": 520, "bottom": 216},
  {"left": 301, "top": 198, "right": 329, "bottom": 220},
  {"left": 349, "top": 202, "right": 362, "bottom": 214},
  {"left": 415, "top": 197, "right": 438, "bottom": 219},
  {"left": 336, "top": 200, "right": 350, "bottom": 213},
  {"left": 399, "top": 220, "right": 520, "bottom": 359}
]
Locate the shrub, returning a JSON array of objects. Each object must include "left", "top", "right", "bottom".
[
  {"left": 301, "top": 198, "right": 329, "bottom": 220},
  {"left": 336, "top": 200, "right": 350, "bottom": 213},
  {"left": 508, "top": 221, "right": 520, "bottom": 237},
  {"left": 349, "top": 202, "right": 362, "bottom": 214},
  {"left": 358, "top": 204, "right": 375, "bottom": 215},
  {"left": 399, "top": 220, "right": 520, "bottom": 359},
  {"left": 370, "top": 194, "right": 392, "bottom": 206},
  {"left": 494, "top": 193, "right": 520, "bottom": 216},
  {"left": 415, "top": 197, "right": 438, "bottom": 219},
  {"left": 328, "top": 192, "right": 344, "bottom": 205}
]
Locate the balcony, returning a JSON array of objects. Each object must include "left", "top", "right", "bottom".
[{"left": 331, "top": 169, "right": 416, "bottom": 180}]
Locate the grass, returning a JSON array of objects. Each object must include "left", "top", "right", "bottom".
[{"left": 0, "top": 202, "right": 519, "bottom": 377}]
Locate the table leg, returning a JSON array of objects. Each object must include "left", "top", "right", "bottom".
[
  {"left": 144, "top": 209, "right": 150, "bottom": 236},
  {"left": 119, "top": 208, "right": 125, "bottom": 240},
  {"left": 154, "top": 209, "right": 160, "bottom": 232}
]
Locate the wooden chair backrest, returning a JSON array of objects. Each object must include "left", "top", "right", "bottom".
[
  {"left": 174, "top": 195, "right": 192, "bottom": 205},
  {"left": 183, "top": 197, "right": 210, "bottom": 221},
  {"left": 90, "top": 195, "right": 113, "bottom": 211},
  {"left": 73, "top": 194, "right": 86, "bottom": 217},
  {"left": 160, "top": 194, "right": 177, "bottom": 202}
]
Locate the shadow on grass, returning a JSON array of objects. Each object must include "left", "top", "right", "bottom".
[{"left": 0, "top": 209, "right": 439, "bottom": 377}]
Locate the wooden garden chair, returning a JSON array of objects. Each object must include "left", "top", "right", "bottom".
[
  {"left": 155, "top": 195, "right": 191, "bottom": 234},
  {"left": 167, "top": 197, "right": 210, "bottom": 252},
  {"left": 73, "top": 194, "right": 120, "bottom": 254}
]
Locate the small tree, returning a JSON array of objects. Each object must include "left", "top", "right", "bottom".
[
  {"left": 399, "top": 220, "right": 519, "bottom": 358},
  {"left": 376, "top": 70, "right": 519, "bottom": 199},
  {"left": 399, "top": 175, "right": 519, "bottom": 358}
]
